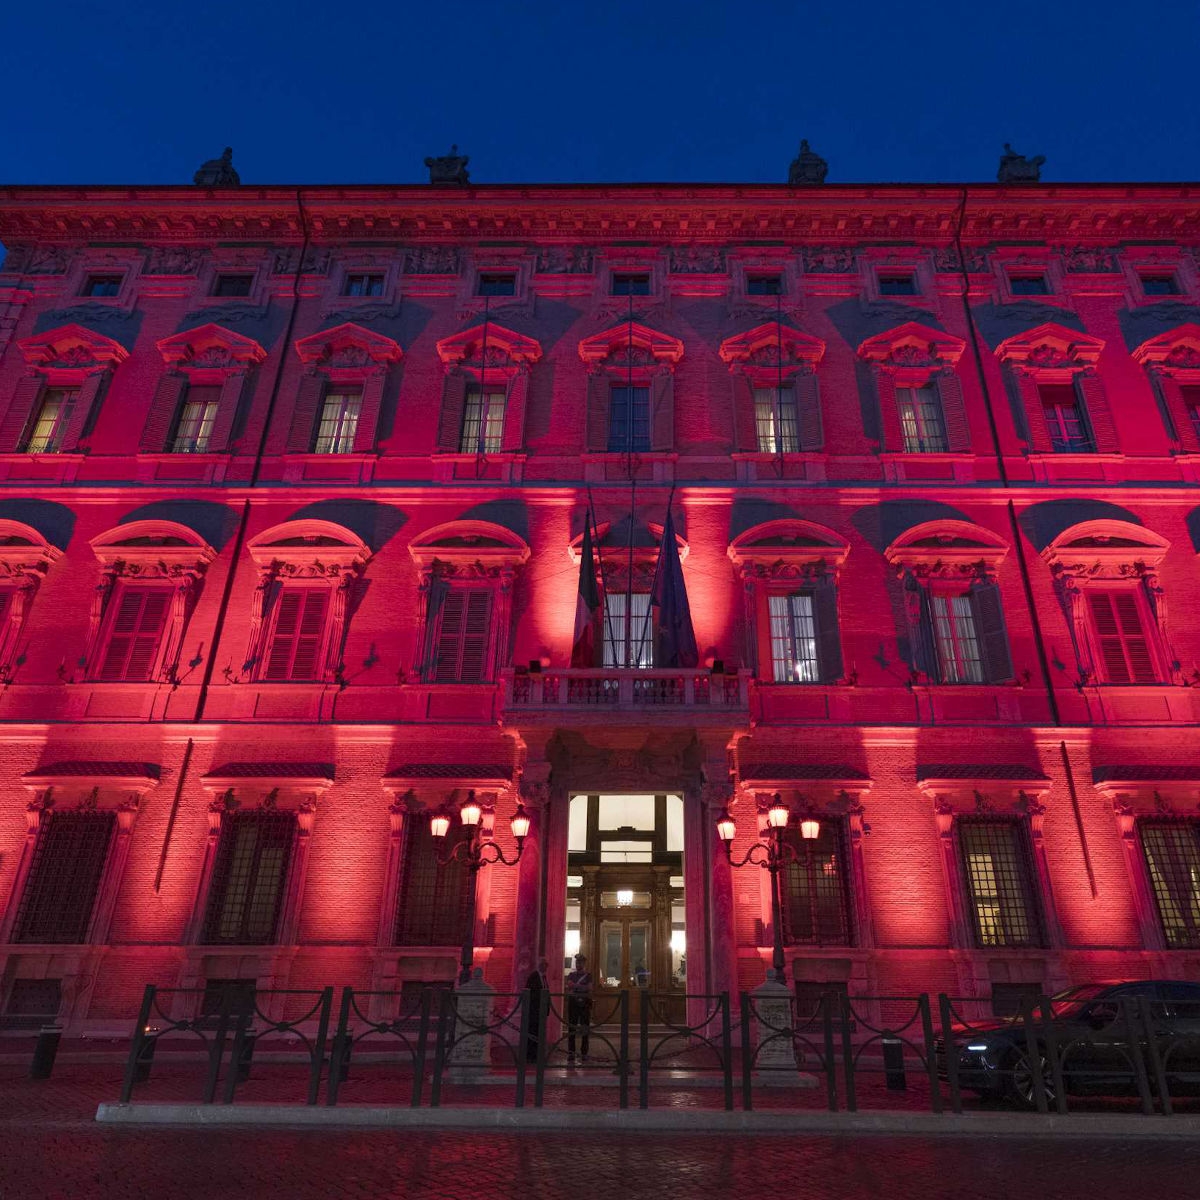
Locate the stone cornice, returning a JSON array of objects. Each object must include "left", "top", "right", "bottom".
[{"left": 1, "top": 183, "right": 1199, "bottom": 247}]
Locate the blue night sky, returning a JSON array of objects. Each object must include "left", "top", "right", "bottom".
[{"left": 3, "top": 0, "right": 1199, "bottom": 186}]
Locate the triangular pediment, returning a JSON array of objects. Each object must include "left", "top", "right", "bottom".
[
  {"left": 718, "top": 324, "right": 825, "bottom": 366},
  {"left": 295, "top": 322, "right": 403, "bottom": 367},
  {"left": 436, "top": 323, "right": 541, "bottom": 367},
  {"left": 1131, "top": 323, "right": 1200, "bottom": 370},
  {"left": 994, "top": 321, "right": 1104, "bottom": 367},
  {"left": 17, "top": 323, "right": 129, "bottom": 370},
  {"left": 157, "top": 322, "right": 267, "bottom": 368},
  {"left": 856, "top": 321, "right": 965, "bottom": 367},
  {"left": 578, "top": 321, "right": 684, "bottom": 366}
]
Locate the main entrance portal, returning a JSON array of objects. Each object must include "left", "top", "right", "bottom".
[{"left": 564, "top": 795, "right": 685, "bottom": 1011}]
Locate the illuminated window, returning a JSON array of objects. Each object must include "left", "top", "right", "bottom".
[
  {"left": 170, "top": 384, "right": 220, "bottom": 453},
  {"left": 1140, "top": 820, "right": 1200, "bottom": 948},
  {"left": 460, "top": 386, "right": 506, "bottom": 453},
  {"left": 312, "top": 389, "right": 361, "bottom": 453},
  {"left": 22, "top": 388, "right": 77, "bottom": 453},
  {"left": 747, "top": 274, "right": 782, "bottom": 296},
  {"left": 262, "top": 588, "right": 330, "bottom": 681},
  {"left": 602, "top": 592, "right": 653, "bottom": 668},
  {"left": 213, "top": 274, "right": 253, "bottom": 297},
  {"left": 957, "top": 819, "right": 1042, "bottom": 948},
  {"left": 781, "top": 822, "right": 852, "bottom": 946},
  {"left": 754, "top": 386, "right": 799, "bottom": 452},
  {"left": 878, "top": 273, "right": 917, "bottom": 296},
  {"left": 431, "top": 588, "right": 492, "bottom": 683},
  {"left": 1039, "top": 382, "right": 1094, "bottom": 452},
  {"left": 1009, "top": 273, "right": 1049, "bottom": 295},
  {"left": 768, "top": 593, "right": 819, "bottom": 682},
  {"left": 896, "top": 384, "right": 948, "bottom": 453},
  {"left": 607, "top": 385, "right": 650, "bottom": 452},
  {"left": 477, "top": 273, "right": 516, "bottom": 297},
  {"left": 1085, "top": 590, "right": 1158, "bottom": 684},
  {"left": 83, "top": 274, "right": 122, "bottom": 297},
  {"left": 931, "top": 594, "right": 984, "bottom": 683},
  {"left": 1141, "top": 272, "right": 1180, "bottom": 297},
  {"left": 202, "top": 811, "right": 295, "bottom": 945},
  {"left": 344, "top": 273, "right": 384, "bottom": 297},
  {"left": 95, "top": 586, "right": 171, "bottom": 682},
  {"left": 611, "top": 273, "right": 651, "bottom": 296}
]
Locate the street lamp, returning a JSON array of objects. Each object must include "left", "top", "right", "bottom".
[
  {"left": 430, "top": 791, "right": 529, "bottom": 984},
  {"left": 716, "top": 799, "right": 820, "bottom": 982}
]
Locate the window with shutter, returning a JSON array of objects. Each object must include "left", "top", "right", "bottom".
[
  {"left": 202, "top": 810, "right": 295, "bottom": 944},
  {"left": 263, "top": 588, "right": 330, "bottom": 681},
  {"left": 1182, "top": 385, "right": 1200, "bottom": 445},
  {"left": 930, "top": 593, "right": 984, "bottom": 683},
  {"left": 753, "top": 386, "right": 799, "bottom": 453},
  {"left": 1039, "top": 382, "right": 1094, "bottom": 452},
  {"left": 312, "top": 390, "right": 362, "bottom": 453},
  {"left": 1086, "top": 590, "right": 1158, "bottom": 683},
  {"left": 170, "top": 385, "right": 221, "bottom": 453},
  {"left": 768, "top": 593, "right": 820, "bottom": 682},
  {"left": 460, "top": 387, "right": 506, "bottom": 453},
  {"left": 22, "top": 388, "right": 78, "bottom": 453},
  {"left": 96, "top": 587, "right": 171, "bottom": 682},
  {"left": 433, "top": 588, "right": 493, "bottom": 682},
  {"left": 896, "top": 384, "right": 948, "bottom": 452}
]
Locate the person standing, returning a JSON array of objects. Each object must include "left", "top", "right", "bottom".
[
  {"left": 565, "top": 954, "right": 593, "bottom": 1064},
  {"left": 524, "top": 956, "right": 549, "bottom": 1064}
]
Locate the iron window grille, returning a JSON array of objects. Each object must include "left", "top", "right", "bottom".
[
  {"left": 430, "top": 587, "right": 492, "bottom": 683},
  {"left": 312, "top": 389, "right": 362, "bottom": 454},
  {"left": 83, "top": 275, "right": 122, "bottom": 297},
  {"left": 170, "top": 385, "right": 221, "bottom": 453},
  {"left": 1038, "top": 382, "right": 1095, "bottom": 452},
  {"left": 780, "top": 821, "right": 853, "bottom": 946},
  {"left": 897, "top": 384, "right": 948, "bottom": 452},
  {"left": 602, "top": 591, "right": 653, "bottom": 669},
  {"left": 611, "top": 273, "right": 651, "bottom": 296},
  {"left": 1139, "top": 819, "right": 1200, "bottom": 948},
  {"left": 13, "top": 811, "right": 116, "bottom": 944},
  {"left": 213, "top": 274, "right": 253, "bottom": 297},
  {"left": 394, "top": 819, "right": 472, "bottom": 945},
  {"left": 768, "top": 593, "right": 820, "bottom": 682},
  {"left": 460, "top": 387, "right": 506, "bottom": 453},
  {"left": 753, "top": 386, "right": 799, "bottom": 452},
  {"left": 344, "top": 273, "right": 384, "bottom": 297},
  {"left": 1085, "top": 590, "right": 1158, "bottom": 684},
  {"left": 956, "top": 817, "right": 1044, "bottom": 949},
  {"left": 930, "top": 594, "right": 984, "bottom": 683},
  {"left": 96, "top": 586, "right": 171, "bottom": 682},
  {"left": 22, "top": 388, "right": 78, "bottom": 453},
  {"left": 262, "top": 588, "right": 330, "bottom": 681},
  {"left": 607, "top": 385, "right": 651, "bottom": 452},
  {"left": 202, "top": 810, "right": 296, "bottom": 945}
]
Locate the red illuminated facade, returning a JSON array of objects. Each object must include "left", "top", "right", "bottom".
[{"left": 1, "top": 178, "right": 1200, "bottom": 1031}]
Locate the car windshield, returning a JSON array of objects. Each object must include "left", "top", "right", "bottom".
[{"left": 1045, "top": 984, "right": 1116, "bottom": 1017}]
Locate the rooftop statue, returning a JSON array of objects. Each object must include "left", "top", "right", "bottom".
[
  {"left": 997, "top": 143, "right": 1045, "bottom": 184},
  {"left": 425, "top": 145, "right": 470, "bottom": 185},
  {"left": 193, "top": 147, "right": 240, "bottom": 187},
  {"left": 788, "top": 139, "right": 828, "bottom": 185}
]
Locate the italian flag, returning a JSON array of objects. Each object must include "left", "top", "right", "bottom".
[{"left": 571, "top": 519, "right": 602, "bottom": 667}]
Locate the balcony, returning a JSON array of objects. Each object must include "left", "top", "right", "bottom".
[{"left": 501, "top": 667, "right": 750, "bottom": 720}]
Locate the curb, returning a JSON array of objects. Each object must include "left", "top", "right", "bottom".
[{"left": 94, "top": 1103, "right": 1200, "bottom": 1138}]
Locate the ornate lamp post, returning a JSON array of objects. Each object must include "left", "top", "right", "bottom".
[
  {"left": 716, "top": 797, "right": 820, "bottom": 981},
  {"left": 431, "top": 790, "right": 530, "bottom": 984}
]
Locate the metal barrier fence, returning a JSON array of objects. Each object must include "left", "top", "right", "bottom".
[{"left": 114, "top": 985, "right": 1200, "bottom": 1115}]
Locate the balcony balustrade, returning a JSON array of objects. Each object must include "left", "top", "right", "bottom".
[{"left": 501, "top": 667, "right": 750, "bottom": 716}]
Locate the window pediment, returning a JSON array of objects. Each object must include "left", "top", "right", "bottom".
[
  {"left": 856, "top": 322, "right": 966, "bottom": 373},
  {"left": 156, "top": 322, "right": 267, "bottom": 374},
  {"left": 728, "top": 519, "right": 849, "bottom": 576},
  {"left": 885, "top": 520, "right": 1008, "bottom": 579},
  {"left": 718, "top": 324, "right": 825, "bottom": 371},
  {"left": 293, "top": 322, "right": 403, "bottom": 374},
  {"left": 1041, "top": 519, "right": 1168, "bottom": 577},
  {"left": 0, "top": 520, "right": 61, "bottom": 577},
  {"left": 409, "top": 520, "right": 530, "bottom": 577},
  {"left": 247, "top": 519, "right": 370, "bottom": 577},
  {"left": 578, "top": 322, "right": 684, "bottom": 369},
  {"left": 994, "top": 322, "right": 1104, "bottom": 372},
  {"left": 17, "top": 324, "right": 129, "bottom": 378},
  {"left": 1131, "top": 323, "right": 1200, "bottom": 374},
  {"left": 435, "top": 323, "right": 542, "bottom": 372},
  {"left": 90, "top": 519, "right": 216, "bottom": 576}
]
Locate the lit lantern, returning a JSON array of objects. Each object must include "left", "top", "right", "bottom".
[
  {"left": 800, "top": 816, "right": 821, "bottom": 841},
  {"left": 716, "top": 810, "right": 737, "bottom": 843},
  {"left": 460, "top": 793, "right": 483, "bottom": 827},
  {"left": 429, "top": 812, "right": 451, "bottom": 839},
  {"left": 767, "top": 799, "right": 791, "bottom": 829},
  {"left": 510, "top": 803, "right": 531, "bottom": 841}
]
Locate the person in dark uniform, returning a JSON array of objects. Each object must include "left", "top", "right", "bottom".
[
  {"left": 566, "top": 954, "right": 593, "bottom": 1064},
  {"left": 524, "top": 956, "right": 549, "bottom": 1063}
]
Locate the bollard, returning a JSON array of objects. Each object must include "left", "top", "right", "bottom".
[
  {"left": 235, "top": 1032, "right": 258, "bottom": 1083},
  {"left": 30, "top": 1025, "right": 63, "bottom": 1080},
  {"left": 134, "top": 1033, "right": 158, "bottom": 1083},
  {"left": 882, "top": 1036, "right": 906, "bottom": 1091}
]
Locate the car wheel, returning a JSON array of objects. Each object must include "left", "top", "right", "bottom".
[{"left": 1005, "top": 1048, "right": 1055, "bottom": 1109}]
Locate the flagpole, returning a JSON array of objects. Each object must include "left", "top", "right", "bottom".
[
  {"left": 624, "top": 290, "right": 635, "bottom": 667},
  {"left": 640, "top": 484, "right": 673, "bottom": 668},
  {"left": 586, "top": 486, "right": 619, "bottom": 667}
]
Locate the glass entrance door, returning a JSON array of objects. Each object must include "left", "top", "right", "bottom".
[{"left": 598, "top": 919, "right": 653, "bottom": 991}]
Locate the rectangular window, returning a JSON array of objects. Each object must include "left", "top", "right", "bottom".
[
  {"left": 957, "top": 819, "right": 1042, "bottom": 948},
  {"left": 312, "top": 389, "right": 362, "bottom": 454},
  {"left": 202, "top": 811, "right": 295, "bottom": 945},
  {"left": 83, "top": 274, "right": 122, "bottom": 297},
  {"left": 602, "top": 591, "right": 653, "bottom": 668},
  {"left": 263, "top": 588, "right": 329, "bottom": 681},
  {"left": 781, "top": 822, "right": 853, "bottom": 946},
  {"left": 611, "top": 272, "right": 651, "bottom": 296},
  {"left": 432, "top": 588, "right": 492, "bottom": 683},
  {"left": 878, "top": 273, "right": 917, "bottom": 296},
  {"left": 753, "top": 386, "right": 799, "bottom": 453},
  {"left": 13, "top": 811, "right": 116, "bottom": 944},
  {"left": 747, "top": 274, "right": 783, "bottom": 296},
  {"left": 1182, "top": 384, "right": 1200, "bottom": 444},
  {"left": 1141, "top": 273, "right": 1180, "bottom": 296},
  {"left": 477, "top": 272, "right": 516, "bottom": 297},
  {"left": 460, "top": 386, "right": 506, "bottom": 453},
  {"left": 1039, "top": 381, "right": 1094, "bottom": 452},
  {"left": 96, "top": 587, "right": 171, "bottom": 682},
  {"left": 1140, "top": 820, "right": 1200, "bottom": 948},
  {"left": 394, "top": 819, "right": 472, "bottom": 945},
  {"left": 931, "top": 594, "right": 984, "bottom": 683},
  {"left": 4, "top": 979, "right": 63, "bottom": 1027},
  {"left": 896, "top": 384, "right": 948, "bottom": 453},
  {"left": 607, "top": 385, "right": 651, "bottom": 452},
  {"left": 1086, "top": 590, "right": 1158, "bottom": 684},
  {"left": 344, "top": 273, "right": 384, "bottom": 297},
  {"left": 213, "top": 273, "right": 253, "bottom": 297},
  {"left": 170, "top": 384, "right": 221, "bottom": 453},
  {"left": 768, "top": 593, "right": 820, "bottom": 682},
  {"left": 22, "top": 388, "right": 78, "bottom": 453},
  {"left": 1010, "top": 273, "right": 1049, "bottom": 295}
]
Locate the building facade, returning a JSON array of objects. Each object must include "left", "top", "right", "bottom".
[{"left": 0, "top": 176, "right": 1199, "bottom": 1030}]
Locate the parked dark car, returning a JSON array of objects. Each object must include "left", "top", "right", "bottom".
[{"left": 939, "top": 980, "right": 1200, "bottom": 1107}]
